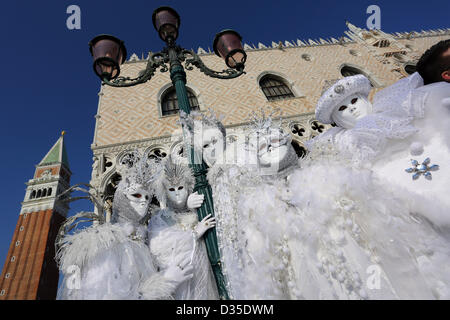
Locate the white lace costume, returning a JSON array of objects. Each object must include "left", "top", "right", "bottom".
[
  {"left": 283, "top": 74, "right": 450, "bottom": 299},
  {"left": 207, "top": 110, "right": 311, "bottom": 299},
  {"left": 148, "top": 157, "right": 219, "bottom": 300},
  {"left": 372, "top": 79, "right": 450, "bottom": 210}
]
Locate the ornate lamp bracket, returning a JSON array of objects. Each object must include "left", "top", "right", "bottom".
[
  {"left": 102, "top": 51, "right": 170, "bottom": 87},
  {"left": 182, "top": 49, "right": 245, "bottom": 79}
]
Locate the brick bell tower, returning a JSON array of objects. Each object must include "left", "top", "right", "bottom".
[{"left": 0, "top": 132, "right": 71, "bottom": 300}]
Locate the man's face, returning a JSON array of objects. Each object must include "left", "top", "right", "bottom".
[{"left": 441, "top": 47, "right": 450, "bottom": 83}]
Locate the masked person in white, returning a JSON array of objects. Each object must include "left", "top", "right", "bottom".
[
  {"left": 372, "top": 39, "right": 450, "bottom": 213},
  {"left": 287, "top": 72, "right": 450, "bottom": 299},
  {"left": 368, "top": 40, "right": 450, "bottom": 297},
  {"left": 148, "top": 156, "right": 219, "bottom": 300},
  {"left": 56, "top": 154, "right": 193, "bottom": 300},
  {"left": 308, "top": 74, "right": 423, "bottom": 168}
]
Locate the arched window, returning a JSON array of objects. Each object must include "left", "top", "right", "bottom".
[
  {"left": 47, "top": 188, "right": 52, "bottom": 196},
  {"left": 259, "top": 75, "right": 295, "bottom": 101},
  {"left": 42, "top": 189, "right": 47, "bottom": 197},
  {"left": 340, "top": 65, "right": 377, "bottom": 87},
  {"left": 161, "top": 87, "right": 199, "bottom": 116},
  {"left": 341, "top": 65, "right": 363, "bottom": 77},
  {"left": 148, "top": 148, "right": 167, "bottom": 161},
  {"left": 104, "top": 173, "right": 122, "bottom": 205},
  {"left": 36, "top": 190, "right": 42, "bottom": 198},
  {"left": 291, "top": 140, "right": 307, "bottom": 158},
  {"left": 30, "top": 190, "right": 36, "bottom": 199}
]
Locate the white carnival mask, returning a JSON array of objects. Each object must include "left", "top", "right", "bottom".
[
  {"left": 166, "top": 183, "right": 188, "bottom": 210},
  {"left": 331, "top": 94, "right": 373, "bottom": 129},
  {"left": 124, "top": 183, "right": 151, "bottom": 218},
  {"left": 248, "top": 128, "right": 292, "bottom": 173},
  {"left": 199, "top": 127, "right": 225, "bottom": 167}
]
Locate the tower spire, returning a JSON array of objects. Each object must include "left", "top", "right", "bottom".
[
  {"left": 0, "top": 133, "right": 72, "bottom": 300},
  {"left": 39, "top": 131, "right": 70, "bottom": 171}
]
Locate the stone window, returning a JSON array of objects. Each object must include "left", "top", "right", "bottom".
[
  {"left": 10, "top": 256, "right": 16, "bottom": 262},
  {"left": 311, "top": 120, "right": 326, "bottom": 133},
  {"left": 291, "top": 123, "right": 307, "bottom": 138},
  {"left": 42, "top": 189, "right": 47, "bottom": 197},
  {"left": 20, "top": 226, "right": 24, "bottom": 231},
  {"left": 30, "top": 190, "right": 36, "bottom": 200},
  {"left": 373, "top": 39, "right": 390, "bottom": 47},
  {"left": 15, "top": 241, "right": 20, "bottom": 247},
  {"left": 148, "top": 148, "right": 168, "bottom": 161},
  {"left": 340, "top": 65, "right": 377, "bottom": 87},
  {"left": 5, "top": 273, "right": 10, "bottom": 279},
  {"left": 161, "top": 87, "right": 199, "bottom": 116},
  {"left": 341, "top": 65, "right": 363, "bottom": 77},
  {"left": 47, "top": 188, "right": 52, "bottom": 196},
  {"left": 0, "top": 290, "right": 5, "bottom": 296},
  {"left": 36, "top": 190, "right": 42, "bottom": 198},
  {"left": 259, "top": 75, "right": 295, "bottom": 101},
  {"left": 291, "top": 140, "right": 307, "bottom": 158}
]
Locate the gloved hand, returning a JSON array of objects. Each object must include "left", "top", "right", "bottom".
[
  {"left": 163, "top": 254, "right": 194, "bottom": 288},
  {"left": 187, "top": 192, "right": 205, "bottom": 209},
  {"left": 193, "top": 214, "right": 216, "bottom": 240}
]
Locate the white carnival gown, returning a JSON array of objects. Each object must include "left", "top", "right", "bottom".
[
  {"left": 57, "top": 222, "right": 176, "bottom": 300},
  {"left": 148, "top": 208, "right": 219, "bottom": 300}
]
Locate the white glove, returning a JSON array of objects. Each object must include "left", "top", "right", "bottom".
[
  {"left": 187, "top": 192, "right": 205, "bottom": 209},
  {"left": 193, "top": 214, "right": 216, "bottom": 240},
  {"left": 163, "top": 254, "right": 194, "bottom": 289}
]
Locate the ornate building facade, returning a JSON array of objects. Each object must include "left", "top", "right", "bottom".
[
  {"left": 0, "top": 133, "right": 71, "bottom": 299},
  {"left": 89, "top": 22, "right": 450, "bottom": 206}
]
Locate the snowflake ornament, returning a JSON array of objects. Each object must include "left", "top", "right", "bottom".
[{"left": 405, "top": 157, "right": 439, "bottom": 181}]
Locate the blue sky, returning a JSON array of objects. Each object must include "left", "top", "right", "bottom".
[{"left": 0, "top": 0, "right": 448, "bottom": 268}]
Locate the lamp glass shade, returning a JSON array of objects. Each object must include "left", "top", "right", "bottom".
[
  {"left": 213, "top": 30, "right": 247, "bottom": 69},
  {"left": 89, "top": 35, "right": 127, "bottom": 80},
  {"left": 152, "top": 7, "right": 180, "bottom": 41}
]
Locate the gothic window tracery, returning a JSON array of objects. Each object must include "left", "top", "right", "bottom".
[
  {"left": 291, "top": 140, "right": 307, "bottom": 158},
  {"left": 120, "top": 152, "right": 139, "bottom": 168},
  {"left": 259, "top": 75, "right": 295, "bottom": 101},
  {"left": 104, "top": 172, "right": 122, "bottom": 210},
  {"left": 311, "top": 120, "right": 325, "bottom": 134},
  {"left": 161, "top": 87, "right": 199, "bottom": 116},
  {"left": 148, "top": 148, "right": 168, "bottom": 160},
  {"left": 291, "top": 124, "right": 306, "bottom": 137}
]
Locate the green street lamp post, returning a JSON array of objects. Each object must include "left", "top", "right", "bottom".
[{"left": 88, "top": 6, "right": 247, "bottom": 300}]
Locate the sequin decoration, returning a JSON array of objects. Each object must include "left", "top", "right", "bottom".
[{"left": 405, "top": 157, "right": 439, "bottom": 181}]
